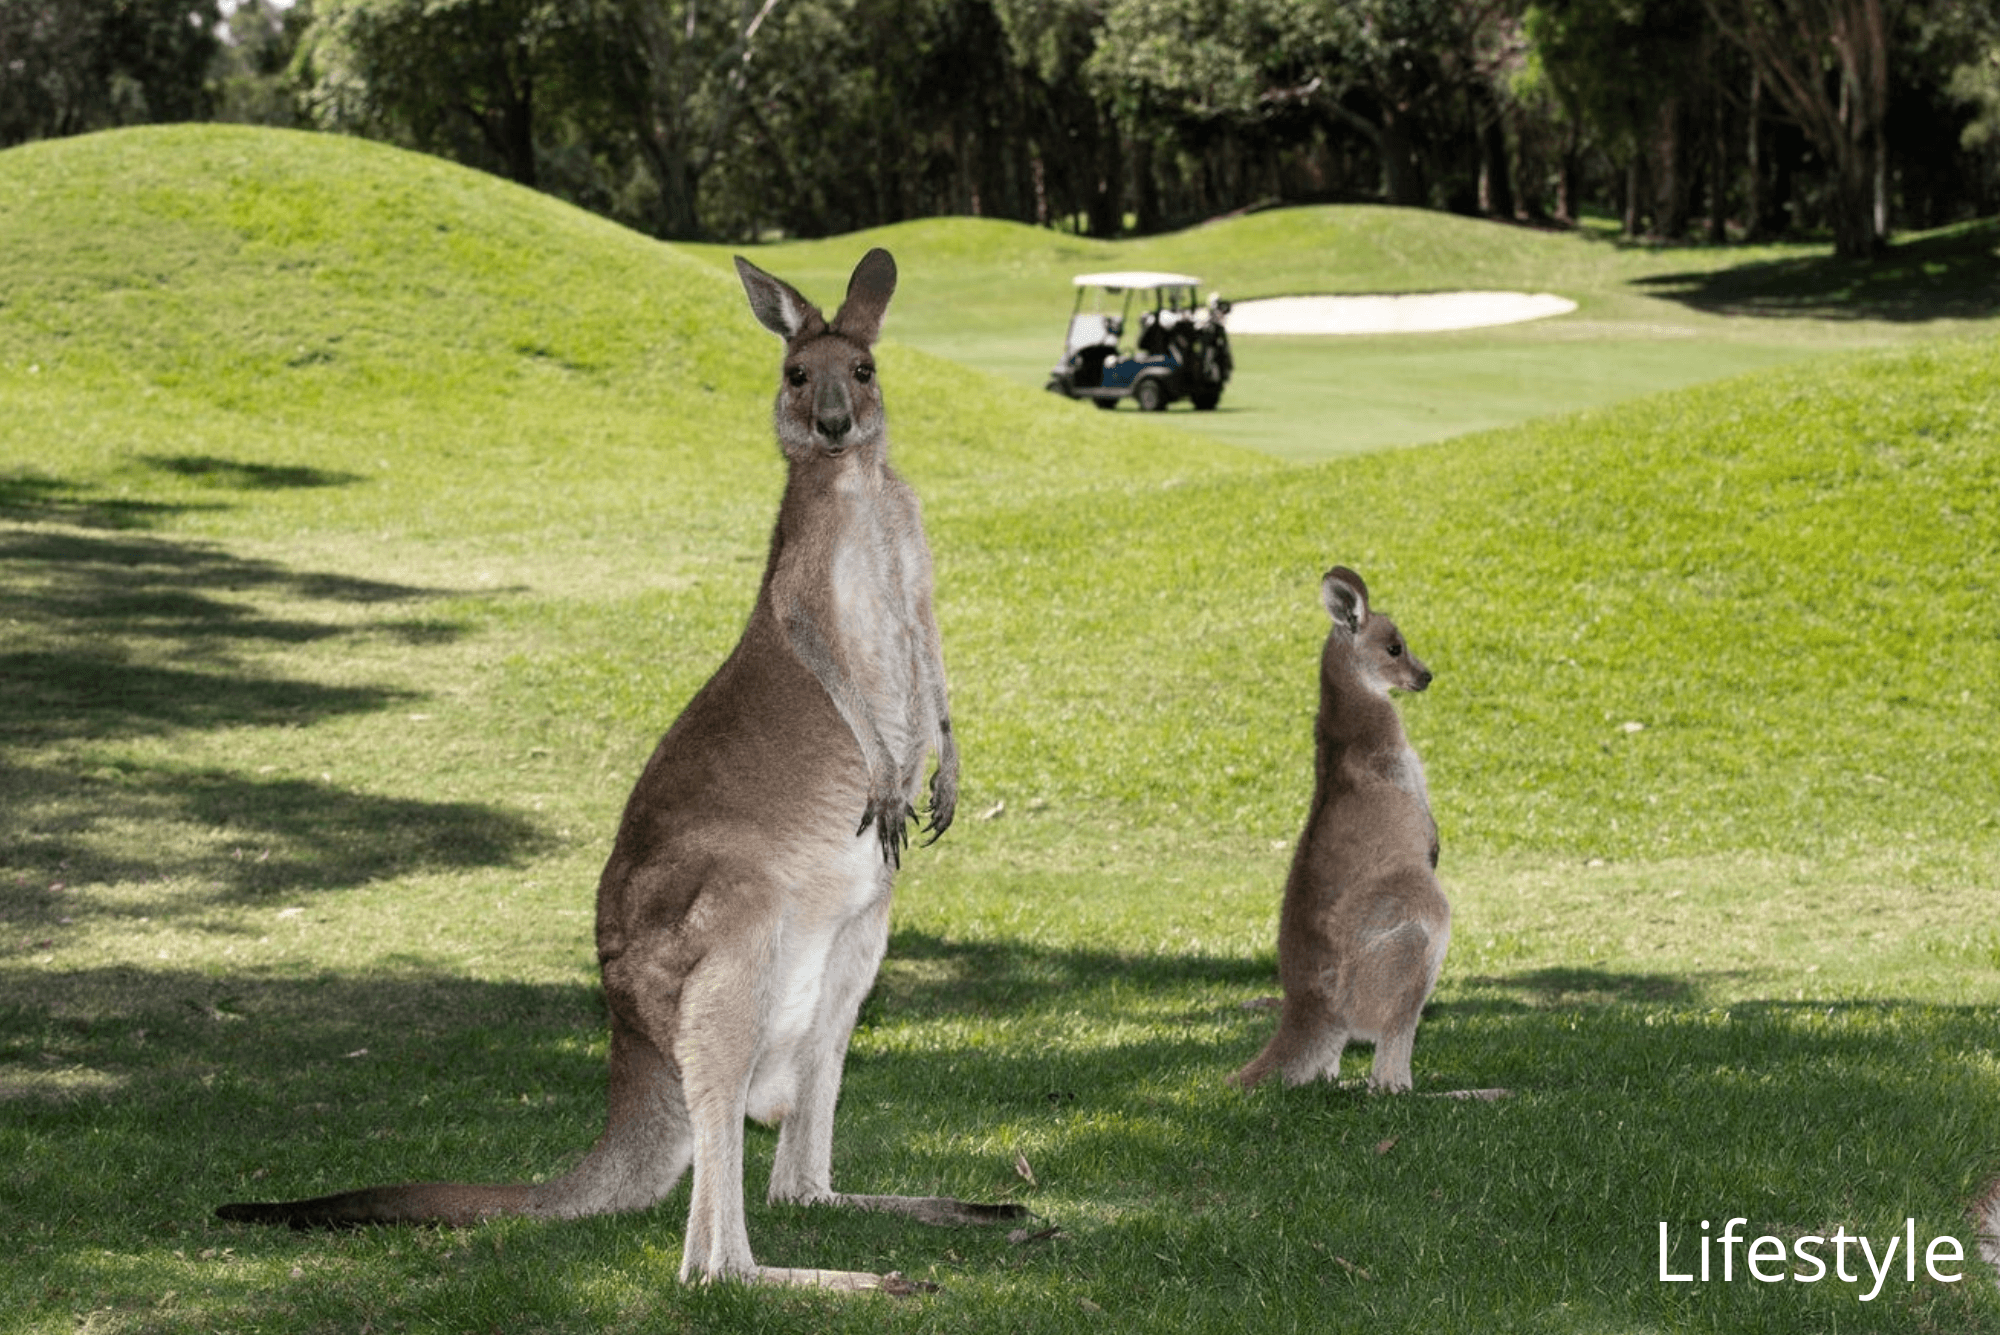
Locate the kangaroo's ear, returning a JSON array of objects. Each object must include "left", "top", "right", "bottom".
[
  {"left": 1321, "top": 566, "right": 1369, "bottom": 635},
  {"left": 830, "top": 248, "right": 897, "bottom": 347},
  {"left": 735, "top": 257, "right": 822, "bottom": 340}
]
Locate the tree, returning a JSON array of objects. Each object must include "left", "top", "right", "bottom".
[
  {"left": 295, "top": 0, "right": 577, "bottom": 187},
  {"left": 602, "top": 0, "right": 785, "bottom": 237},
  {"left": 1310, "top": 0, "right": 1519, "bottom": 210},
  {"left": 1084, "top": 0, "right": 1305, "bottom": 222},
  {"left": 992, "top": 0, "right": 1125, "bottom": 235},
  {"left": 1527, "top": 0, "right": 1714, "bottom": 238},
  {"left": 212, "top": 0, "right": 308, "bottom": 126},
  {"left": 1709, "top": 0, "right": 1896, "bottom": 258},
  {"left": 0, "top": 0, "right": 221, "bottom": 146}
]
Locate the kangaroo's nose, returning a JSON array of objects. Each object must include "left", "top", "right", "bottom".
[
  {"left": 1414, "top": 669, "right": 1433, "bottom": 691},
  {"left": 816, "top": 413, "right": 851, "bottom": 444}
]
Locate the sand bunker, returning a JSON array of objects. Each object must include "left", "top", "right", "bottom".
[{"left": 1227, "top": 291, "right": 1577, "bottom": 335}]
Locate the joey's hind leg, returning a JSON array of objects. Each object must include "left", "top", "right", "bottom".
[
  {"left": 1366, "top": 1020, "right": 1418, "bottom": 1094},
  {"left": 1353, "top": 919, "right": 1446, "bottom": 1094},
  {"left": 1265, "top": 991, "right": 1351, "bottom": 1087}
]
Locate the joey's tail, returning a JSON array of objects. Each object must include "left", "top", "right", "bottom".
[{"left": 216, "top": 1182, "right": 537, "bottom": 1229}]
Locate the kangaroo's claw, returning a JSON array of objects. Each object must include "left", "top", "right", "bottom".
[{"left": 861, "top": 795, "right": 913, "bottom": 867}]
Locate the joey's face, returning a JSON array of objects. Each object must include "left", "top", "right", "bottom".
[
  {"left": 776, "top": 334, "right": 884, "bottom": 464},
  {"left": 1356, "top": 613, "right": 1433, "bottom": 696}
]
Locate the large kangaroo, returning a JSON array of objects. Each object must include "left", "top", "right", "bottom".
[
  {"left": 219, "top": 249, "right": 1023, "bottom": 1288},
  {"left": 1231, "top": 566, "right": 1450, "bottom": 1093}
]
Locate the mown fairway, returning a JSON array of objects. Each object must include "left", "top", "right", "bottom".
[
  {"left": 681, "top": 205, "right": 2000, "bottom": 460},
  {"left": 3, "top": 125, "right": 1997, "bottom": 1334}
]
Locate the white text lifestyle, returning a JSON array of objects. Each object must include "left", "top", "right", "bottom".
[{"left": 1657, "top": 1218, "right": 1963, "bottom": 1301}]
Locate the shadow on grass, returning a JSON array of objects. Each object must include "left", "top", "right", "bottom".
[
  {"left": 4, "top": 935, "right": 1995, "bottom": 1332},
  {"left": 141, "top": 454, "right": 366, "bottom": 490},
  {"left": 2, "top": 503, "right": 465, "bottom": 753},
  {"left": 0, "top": 757, "right": 546, "bottom": 929},
  {"left": 1, "top": 492, "right": 545, "bottom": 915},
  {"left": 1631, "top": 220, "right": 2000, "bottom": 323},
  {"left": 0, "top": 470, "right": 215, "bottom": 530},
  {"left": 1452, "top": 964, "right": 1706, "bottom": 1007}
]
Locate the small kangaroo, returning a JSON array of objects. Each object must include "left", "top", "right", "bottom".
[
  {"left": 1231, "top": 566, "right": 1450, "bottom": 1093},
  {"left": 218, "top": 249, "right": 1023, "bottom": 1288}
]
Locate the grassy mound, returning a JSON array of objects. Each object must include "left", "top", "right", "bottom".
[{"left": 3, "top": 126, "right": 1996, "bottom": 1334}]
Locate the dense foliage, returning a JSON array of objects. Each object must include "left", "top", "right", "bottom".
[{"left": 5, "top": 0, "right": 1999, "bottom": 252}]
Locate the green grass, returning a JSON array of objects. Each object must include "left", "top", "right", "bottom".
[{"left": 3, "top": 124, "right": 1998, "bottom": 1334}]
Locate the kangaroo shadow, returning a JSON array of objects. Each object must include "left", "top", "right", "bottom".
[{"left": 1630, "top": 221, "right": 2000, "bottom": 323}]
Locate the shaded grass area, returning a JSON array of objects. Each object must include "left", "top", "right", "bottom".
[
  {"left": 4, "top": 937, "right": 1994, "bottom": 1332},
  {"left": 2, "top": 126, "right": 1997, "bottom": 1333},
  {"left": 1635, "top": 219, "right": 2000, "bottom": 323}
]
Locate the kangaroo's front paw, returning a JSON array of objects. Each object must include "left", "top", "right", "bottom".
[
  {"left": 857, "top": 794, "right": 916, "bottom": 867},
  {"left": 922, "top": 771, "right": 957, "bottom": 846},
  {"left": 923, "top": 732, "right": 959, "bottom": 845}
]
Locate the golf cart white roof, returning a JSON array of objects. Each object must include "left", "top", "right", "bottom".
[{"left": 1072, "top": 271, "right": 1202, "bottom": 289}]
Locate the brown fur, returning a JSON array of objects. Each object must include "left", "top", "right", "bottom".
[
  {"left": 217, "top": 249, "right": 1022, "bottom": 1288},
  {"left": 1231, "top": 566, "right": 1451, "bottom": 1093}
]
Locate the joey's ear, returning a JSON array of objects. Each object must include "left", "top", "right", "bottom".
[
  {"left": 735, "top": 256, "right": 822, "bottom": 340},
  {"left": 1320, "top": 566, "right": 1369, "bottom": 635},
  {"left": 830, "top": 248, "right": 897, "bottom": 347}
]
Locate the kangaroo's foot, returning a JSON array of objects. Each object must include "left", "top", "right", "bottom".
[
  {"left": 827, "top": 1192, "right": 1029, "bottom": 1226},
  {"left": 1419, "top": 1087, "right": 1512, "bottom": 1101},
  {"left": 751, "top": 1266, "right": 939, "bottom": 1294}
]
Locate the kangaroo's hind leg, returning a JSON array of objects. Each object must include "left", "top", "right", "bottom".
[
  {"left": 764, "top": 888, "right": 1026, "bottom": 1236},
  {"left": 1352, "top": 915, "right": 1449, "bottom": 1094},
  {"left": 666, "top": 923, "right": 778, "bottom": 1285}
]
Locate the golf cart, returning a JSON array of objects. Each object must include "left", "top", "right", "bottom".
[{"left": 1046, "top": 271, "right": 1232, "bottom": 411}]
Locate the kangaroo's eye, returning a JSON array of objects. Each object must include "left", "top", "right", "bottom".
[
  {"left": 1387, "top": 642, "right": 1403, "bottom": 657},
  {"left": 854, "top": 363, "right": 875, "bottom": 384},
  {"left": 785, "top": 366, "right": 807, "bottom": 387}
]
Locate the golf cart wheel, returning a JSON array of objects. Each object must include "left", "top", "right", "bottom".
[
  {"left": 1191, "top": 388, "right": 1221, "bottom": 411},
  {"left": 1133, "top": 378, "right": 1167, "bottom": 412}
]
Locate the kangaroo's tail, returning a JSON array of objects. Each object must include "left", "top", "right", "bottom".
[{"left": 216, "top": 1182, "right": 537, "bottom": 1229}]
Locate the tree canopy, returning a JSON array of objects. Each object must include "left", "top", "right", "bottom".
[{"left": 4, "top": 0, "right": 1997, "bottom": 254}]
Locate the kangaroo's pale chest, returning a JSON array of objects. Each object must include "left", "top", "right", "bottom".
[
  {"left": 827, "top": 487, "right": 922, "bottom": 756},
  {"left": 1387, "top": 744, "right": 1429, "bottom": 804}
]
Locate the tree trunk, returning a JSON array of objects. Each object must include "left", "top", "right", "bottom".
[
  {"left": 1623, "top": 152, "right": 1642, "bottom": 237},
  {"left": 1379, "top": 105, "right": 1423, "bottom": 207},
  {"left": 1479, "top": 115, "right": 1513, "bottom": 218},
  {"left": 1744, "top": 69, "right": 1765, "bottom": 240},
  {"left": 1710, "top": 0, "right": 1890, "bottom": 260},
  {"left": 1653, "top": 96, "right": 1689, "bottom": 239},
  {"left": 1129, "top": 127, "right": 1159, "bottom": 234},
  {"left": 1089, "top": 107, "right": 1124, "bottom": 237},
  {"left": 475, "top": 92, "right": 538, "bottom": 189},
  {"left": 1828, "top": 139, "right": 1881, "bottom": 259},
  {"left": 1707, "top": 70, "right": 1728, "bottom": 243}
]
